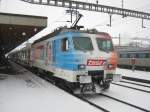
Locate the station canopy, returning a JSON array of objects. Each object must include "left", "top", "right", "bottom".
[{"left": 0, "top": 12, "right": 47, "bottom": 55}]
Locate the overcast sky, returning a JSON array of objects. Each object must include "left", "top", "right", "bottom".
[{"left": 0, "top": 0, "right": 150, "bottom": 46}]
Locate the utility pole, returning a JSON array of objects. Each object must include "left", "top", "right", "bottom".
[
  {"left": 96, "top": 0, "right": 99, "bottom": 4},
  {"left": 107, "top": 14, "right": 112, "bottom": 27},
  {"left": 122, "top": 0, "right": 124, "bottom": 8},
  {"left": 0, "top": 0, "right": 1, "bottom": 11},
  {"left": 70, "top": 7, "right": 72, "bottom": 23},
  {"left": 142, "top": 19, "right": 146, "bottom": 28},
  {"left": 119, "top": 34, "right": 121, "bottom": 46}
]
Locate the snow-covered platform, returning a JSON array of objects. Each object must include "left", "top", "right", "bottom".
[
  {"left": 0, "top": 62, "right": 101, "bottom": 112},
  {"left": 116, "top": 68, "right": 150, "bottom": 82}
]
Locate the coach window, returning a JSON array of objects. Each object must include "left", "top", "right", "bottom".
[
  {"left": 119, "top": 54, "right": 122, "bottom": 58},
  {"left": 49, "top": 43, "right": 52, "bottom": 49},
  {"left": 139, "top": 53, "right": 146, "bottom": 58},
  {"left": 40, "top": 48, "right": 45, "bottom": 60},
  {"left": 61, "top": 38, "right": 69, "bottom": 52},
  {"left": 121, "top": 54, "right": 128, "bottom": 58},
  {"left": 129, "top": 53, "right": 135, "bottom": 58},
  {"left": 147, "top": 53, "right": 150, "bottom": 58},
  {"left": 135, "top": 53, "right": 139, "bottom": 58}
]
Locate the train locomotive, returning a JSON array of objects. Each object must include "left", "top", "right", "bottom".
[
  {"left": 9, "top": 13, "right": 120, "bottom": 94},
  {"left": 9, "top": 27, "right": 120, "bottom": 94}
]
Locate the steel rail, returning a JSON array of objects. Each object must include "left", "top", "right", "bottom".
[
  {"left": 120, "top": 80, "right": 150, "bottom": 88},
  {"left": 122, "top": 76, "right": 150, "bottom": 84},
  {"left": 111, "top": 82, "right": 150, "bottom": 93},
  {"left": 99, "top": 93, "right": 150, "bottom": 112}
]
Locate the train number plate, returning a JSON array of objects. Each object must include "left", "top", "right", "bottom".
[{"left": 87, "top": 59, "right": 105, "bottom": 66}]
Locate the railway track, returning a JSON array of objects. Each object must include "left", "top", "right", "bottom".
[
  {"left": 78, "top": 92, "right": 150, "bottom": 112},
  {"left": 41, "top": 74, "right": 110, "bottom": 112},
  {"left": 111, "top": 82, "right": 150, "bottom": 93},
  {"left": 29, "top": 73, "right": 150, "bottom": 111},
  {"left": 41, "top": 74, "right": 150, "bottom": 112},
  {"left": 122, "top": 76, "right": 150, "bottom": 84},
  {"left": 98, "top": 93, "right": 150, "bottom": 112},
  {"left": 120, "top": 80, "right": 150, "bottom": 88},
  {"left": 14, "top": 63, "right": 149, "bottom": 112},
  {"left": 74, "top": 94, "right": 110, "bottom": 112},
  {"left": 82, "top": 92, "right": 150, "bottom": 112}
]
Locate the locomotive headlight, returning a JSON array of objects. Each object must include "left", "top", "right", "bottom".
[
  {"left": 78, "top": 64, "right": 86, "bottom": 70},
  {"left": 107, "top": 64, "right": 116, "bottom": 70},
  {"left": 108, "top": 64, "right": 113, "bottom": 68}
]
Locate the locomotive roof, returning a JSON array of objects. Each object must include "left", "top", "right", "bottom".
[{"left": 33, "top": 27, "right": 110, "bottom": 45}]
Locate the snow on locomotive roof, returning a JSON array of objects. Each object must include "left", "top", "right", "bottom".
[{"left": 33, "top": 27, "right": 111, "bottom": 45}]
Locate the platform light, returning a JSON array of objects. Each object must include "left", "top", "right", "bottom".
[
  {"left": 22, "top": 32, "right": 26, "bottom": 36},
  {"left": 9, "top": 27, "right": 12, "bottom": 30},
  {"left": 34, "top": 28, "right": 37, "bottom": 32}
]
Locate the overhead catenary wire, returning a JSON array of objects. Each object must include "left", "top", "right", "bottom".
[{"left": 92, "top": 3, "right": 150, "bottom": 28}]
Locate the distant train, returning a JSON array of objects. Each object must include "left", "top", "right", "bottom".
[
  {"left": 9, "top": 27, "right": 120, "bottom": 94},
  {"left": 117, "top": 47, "right": 150, "bottom": 71}
]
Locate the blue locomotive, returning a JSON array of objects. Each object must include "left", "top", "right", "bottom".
[{"left": 9, "top": 12, "right": 120, "bottom": 94}]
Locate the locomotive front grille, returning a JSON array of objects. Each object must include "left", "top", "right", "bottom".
[{"left": 88, "top": 70, "right": 104, "bottom": 77}]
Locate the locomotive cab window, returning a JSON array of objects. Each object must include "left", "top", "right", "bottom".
[
  {"left": 96, "top": 38, "right": 113, "bottom": 52},
  {"left": 61, "top": 38, "right": 69, "bottom": 52},
  {"left": 73, "top": 37, "right": 93, "bottom": 51}
]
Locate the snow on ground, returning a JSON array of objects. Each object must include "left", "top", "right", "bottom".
[
  {"left": 116, "top": 68, "right": 150, "bottom": 80},
  {"left": 0, "top": 71, "right": 101, "bottom": 112}
]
